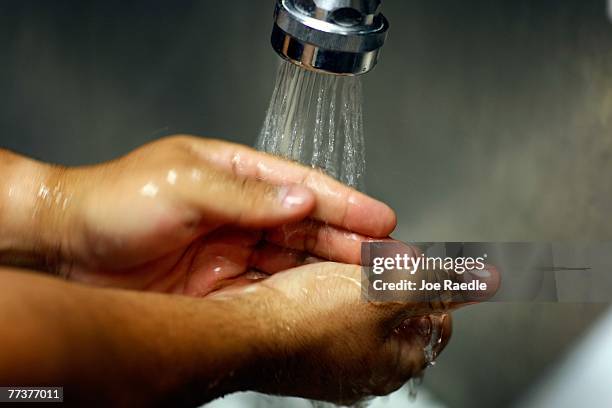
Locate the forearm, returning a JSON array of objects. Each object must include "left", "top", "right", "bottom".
[
  {"left": 0, "top": 268, "right": 263, "bottom": 407},
  {"left": 0, "top": 149, "right": 66, "bottom": 270}
]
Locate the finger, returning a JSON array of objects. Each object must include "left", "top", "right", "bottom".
[
  {"left": 390, "top": 314, "right": 452, "bottom": 378},
  {"left": 178, "top": 229, "right": 261, "bottom": 296},
  {"left": 453, "top": 263, "right": 501, "bottom": 304},
  {"left": 265, "top": 220, "right": 388, "bottom": 264},
  {"left": 407, "top": 263, "right": 501, "bottom": 312},
  {"left": 286, "top": 245, "right": 498, "bottom": 322},
  {"left": 183, "top": 137, "right": 397, "bottom": 237},
  {"left": 177, "top": 162, "right": 316, "bottom": 229},
  {"left": 361, "top": 241, "right": 500, "bottom": 321},
  {"left": 250, "top": 242, "right": 310, "bottom": 274},
  {"left": 368, "top": 315, "right": 452, "bottom": 397}
]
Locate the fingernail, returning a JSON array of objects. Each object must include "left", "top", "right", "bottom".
[
  {"left": 469, "top": 268, "right": 491, "bottom": 279},
  {"left": 460, "top": 266, "right": 499, "bottom": 302},
  {"left": 279, "top": 185, "right": 311, "bottom": 209}
]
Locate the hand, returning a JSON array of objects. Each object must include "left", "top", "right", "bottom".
[
  {"left": 3, "top": 136, "right": 396, "bottom": 295},
  {"left": 0, "top": 258, "right": 498, "bottom": 407},
  {"left": 210, "top": 260, "right": 500, "bottom": 405}
]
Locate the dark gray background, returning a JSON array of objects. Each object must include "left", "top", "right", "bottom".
[{"left": 1, "top": 1, "right": 611, "bottom": 407}]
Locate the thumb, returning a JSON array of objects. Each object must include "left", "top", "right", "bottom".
[
  {"left": 365, "top": 242, "right": 501, "bottom": 325},
  {"left": 190, "top": 169, "right": 316, "bottom": 228}
]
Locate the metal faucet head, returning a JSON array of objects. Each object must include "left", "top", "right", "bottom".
[{"left": 271, "top": 0, "right": 389, "bottom": 76}]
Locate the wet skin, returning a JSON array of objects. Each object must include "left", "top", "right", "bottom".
[
  {"left": 0, "top": 136, "right": 499, "bottom": 406},
  {"left": 1, "top": 136, "right": 396, "bottom": 294}
]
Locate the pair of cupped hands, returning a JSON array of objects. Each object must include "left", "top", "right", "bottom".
[{"left": 7, "top": 136, "right": 494, "bottom": 404}]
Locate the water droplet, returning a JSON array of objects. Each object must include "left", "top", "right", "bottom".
[
  {"left": 140, "top": 182, "right": 159, "bottom": 197},
  {"left": 38, "top": 185, "right": 49, "bottom": 199},
  {"left": 191, "top": 168, "right": 202, "bottom": 181},
  {"left": 166, "top": 169, "right": 178, "bottom": 185}
]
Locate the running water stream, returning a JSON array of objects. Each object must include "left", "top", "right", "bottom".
[
  {"left": 257, "top": 60, "right": 443, "bottom": 406},
  {"left": 257, "top": 60, "right": 366, "bottom": 191}
]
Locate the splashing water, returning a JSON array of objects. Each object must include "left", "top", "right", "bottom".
[
  {"left": 407, "top": 314, "right": 446, "bottom": 402},
  {"left": 423, "top": 315, "right": 445, "bottom": 366},
  {"left": 257, "top": 60, "right": 366, "bottom": 191}
]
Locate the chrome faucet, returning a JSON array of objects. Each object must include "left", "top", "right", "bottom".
[{"left": 270, "top": 0, "right": 390, "bottom": 75}]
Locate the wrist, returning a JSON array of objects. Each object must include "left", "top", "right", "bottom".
[
  {"left": 134, "top": 294, "right": 274, "bottom": 405},
  {"left": 0, "top": 149, "right": 73, "bottom": 271},
  {"left": 190, "top": 296, "right": 273, "bottom": 400}
]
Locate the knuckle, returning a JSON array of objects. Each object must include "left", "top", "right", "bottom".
[
  {"left": 239, "top": 177, "right": 277, "bottom": 207},
  {"left": 164, "top": 134, "right": 197, "bottom": 147}
]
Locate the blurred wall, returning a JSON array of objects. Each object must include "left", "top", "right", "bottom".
[{"left": 1, "top": 1, "right": 612, "bottom": 407}]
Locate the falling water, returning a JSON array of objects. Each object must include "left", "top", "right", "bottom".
[
  {"left": 407, "top": 314, "right": 445, "bottom": 402},
  {"left": 256, "top": 60, "right": 442, "bottom": 407},
  {"left": 257, "top": 60, "right": 366, "bottom": 191}
]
